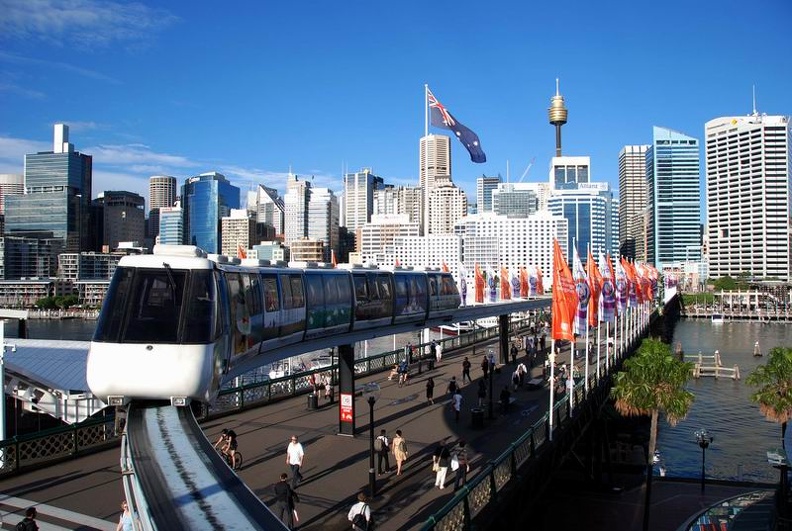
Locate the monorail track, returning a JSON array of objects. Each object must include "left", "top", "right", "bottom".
[{"left": 124, "top": 403, "right": 285, "bottom": 530}]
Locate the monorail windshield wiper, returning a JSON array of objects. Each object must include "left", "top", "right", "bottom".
[{"left": 162, "top": 261, "right": 177, "bottom": 301}]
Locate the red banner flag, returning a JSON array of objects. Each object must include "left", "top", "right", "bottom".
[
  {"left": 520, "top": 267, "right": 529, "bottom": 298},
  {"left": 500, "top": 267, "right": 511, "bottom": 300},
  {"left": 551, "top": 239, "right": 577, "bottom": 341},
  {"left": 237, "top": 244, "right": 247, "bottom": 259}
]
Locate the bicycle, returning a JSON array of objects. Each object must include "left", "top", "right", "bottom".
[{"left": 217, "top": 446, "right": 244, "bottom": 470}]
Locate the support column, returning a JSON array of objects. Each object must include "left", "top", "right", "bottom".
[
  {"left": 337, "top": 344, "right": 356, "bottom": 436},
  {"left": 498, "top": 314, "right": 509, "bottom": 364}
]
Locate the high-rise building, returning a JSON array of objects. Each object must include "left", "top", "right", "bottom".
[
  {"left": 373, "top": 185, "right": 423, "bottom": 223},
  {"left": 646, "top": 126, "right": 701, "bottom": 269},
  {"left": 426, "top": 177, "right": 467, "bottom": 236},
  {"left": 357, "top": 214, "right": 421, "bottom": 266},
  {"left": 96, "top": 191, "right": 146, "bottom": 251},
  {"left": 342, "top": 168, "right": 383, "bottom": 231},
  {"left": 5, "top": 124, "right": 92, "bottom": 253},
  {"left": 550, "top": 156, "right": 590, "bottom": 190},
  {"left": 476, "top": 175, "right": 502, "bottom": 213},
  {"left": 221, "top": 209, "right": 256, "bottom": 258},
  {"left": 0, "top": 174, "right": 24, "bottom": 215},
  {"left": 548, "top": 182, "right": 618, "bottom": 261},
  {"left": 182, "top": 172, "right": 240, "bottom": 253},
  {"left": 418, "top": 135, "right": 451, "bottom": 191},
  {"left": 158, "top": 205, "right": 184, "bottom": 245},
  {"left": 148, "top": 175, "right": 177, "bottom": 243},
  {"left": 705, "top": 114, "right": 791, "bottom": 280},
  {"left": 252, "top": 184, "right": 284, "bottom": 238},
  {"left": 618, "top": 145, "right": 650, "bottom": 259},
  {"left": 307, "top": 187, "right": 339, "bottom": 263},
  {"left": 283, "top": 173, "right": 311, "bottom": 246},
  {"left": 492, "top": 183, "right": 538, "bottom": 218}
]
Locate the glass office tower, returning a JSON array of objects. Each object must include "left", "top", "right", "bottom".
[
  {"left": 646, "top": 126, "right": 701, "bottom": 269},
  {"left": 182, "top": 172, "right": 240, "bottom": 253}
]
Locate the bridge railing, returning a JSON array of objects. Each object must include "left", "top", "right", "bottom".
[{"left": 0, "top": 414, "right": 118, "bottom": 476}]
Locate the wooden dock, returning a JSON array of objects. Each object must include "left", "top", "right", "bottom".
[{"left": 685, "top": 351, "right": 740, "bottom": 380}]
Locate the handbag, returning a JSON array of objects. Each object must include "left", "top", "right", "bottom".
[
  {"left": 352, "top": 504, "right": 368, "bottom": 530},
  {"left": 450, "top": 456, "right": 460, "bottom": 471},
  {"left": 432, "top": 462, "right": 439, "bottom": 472}
]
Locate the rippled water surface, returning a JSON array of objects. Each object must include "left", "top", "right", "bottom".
[{"left": 657, "top": 319, "right": 792, "bottom": 483}]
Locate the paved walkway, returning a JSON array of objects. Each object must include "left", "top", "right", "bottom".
[{"left": 0, "top": 337, "right": 770, "bottom": 530}]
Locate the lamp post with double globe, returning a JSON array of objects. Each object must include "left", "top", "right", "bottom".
[
  {"left": 363, "top": 382, "right": 381, "bottom": 498},
  {"left": 695, "top": 428, "right": 713, "bottom": 493}
]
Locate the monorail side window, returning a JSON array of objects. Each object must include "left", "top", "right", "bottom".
[
  {"left": 262, "top": 274, "right": 279, "bottom": 311},
  {"left": 183, "top": 270, "right": 216, "bottom": 343}
]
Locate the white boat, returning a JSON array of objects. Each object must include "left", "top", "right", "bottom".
[
  {"left": 711, "top": 313, "right": 724, "bottom": 324},
  {"left": 753, "top": 341, "right": 762, "bottom": 357},
  {"left": 432, "top": 321, "right": 475, "bottom": 336}
]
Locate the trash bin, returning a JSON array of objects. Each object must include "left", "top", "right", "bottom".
[
  {"left": 307, "top": 393, "right": 319, "bottom": 410},
  {"left": 470, "top": 407, "right": 484, "bottom": 430}
]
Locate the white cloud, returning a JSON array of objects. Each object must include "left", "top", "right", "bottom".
[
  {"left": 0, "top": 0, "right": 179, "bottom": 50},
  {"left": 0, "top": 81, "right": 46, "bottom": 100},
  {"left": 0, "top": 51, "right": 121, "bottom": 84},
  {"left": 0, "top": 136, "right": 50, "bottom": 174},
  {"left": 87, "top": 143, "right": 199, "bottom": 171}
]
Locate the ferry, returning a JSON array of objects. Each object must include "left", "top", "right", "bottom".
[
  {"left": 711, "top": 312, "right": 725, "bottom": 324},
  {"left": 432, "top": 321, "right": 475, "bottom": 336},
  {"left": 753, "top": 341, "right": 762, "bottom": 357}
]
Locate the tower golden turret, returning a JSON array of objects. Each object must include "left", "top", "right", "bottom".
[{"left": 548, "top": 78, "right": 568, "bottom": 157}]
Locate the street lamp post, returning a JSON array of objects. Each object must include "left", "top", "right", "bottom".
[
  {"left": 695, "top": 428, "right": 713, "bottom": 493},
  {"left": 363, "top": 382, "right": 381, "bottom": 498},
  {"left": 487, "top": 348, "right": 494, "bottom": 419}
]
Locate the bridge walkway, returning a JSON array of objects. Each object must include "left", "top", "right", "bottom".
[{"left": 0, "top": 335, "right": 767, "bottom": 530}]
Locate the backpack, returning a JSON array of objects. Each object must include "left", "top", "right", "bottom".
[
  {"left": 17, "top": 519, "right": 34, "bottom": 531},
  {"left": 374, "top": 437, "right": 385, "bottom": 452},
  {"left": 397, "top": 438, "right": 407, "bottom": 454}
]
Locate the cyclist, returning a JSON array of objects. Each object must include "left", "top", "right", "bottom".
[{"left": 214, "top": 428, "right": 240, "bottom": 469}]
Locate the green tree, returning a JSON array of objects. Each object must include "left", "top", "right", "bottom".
[
  {"left": 746, "top": 347, "right": 792, "bottom": 447},
  {"left": 712, "top": 276, "right": 737, "bottom": 291},
  {"left": 611, "top": 338, "right": 695, "bottom": 531}
]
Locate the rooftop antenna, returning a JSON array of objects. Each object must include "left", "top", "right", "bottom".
[
  {"left": 506, "top": 160, "right": 510, "bottom": 183},
  {"left": 752, "top": 84, "right": 757, "bottom": 116}
]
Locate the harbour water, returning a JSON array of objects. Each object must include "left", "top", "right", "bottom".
[{"left": 658, "top": 319, "right": 792, "bottom": 483}]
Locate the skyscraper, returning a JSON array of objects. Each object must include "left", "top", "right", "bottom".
[
  {"left": 5, "top": 124, "right": 92, "bottom": 253},
  {"left": 418, "top": 135, "right": 451, "bottom": 191},
  {"left": 253, "top": 184, "right": 284, "bottom": 238},
  {"left": 283, "top": 173, "right": 311, "bottom": 246},
  {"left": 618, "top": 145, "right": 650, "bottom": 259},
  {"left": 476, "top": 175, "right": 501, "bottom": 213},
  {"left": 551, "top": 156, "right": 590, "bottom": 190},
  {"left": 342, "top": 168, "right": 383, "bottom": 231},
  {"left": 148, "top": 175, "right": 177, "bottom": 243},
  {"left": 307, "top": 187, "right": 339, "bottom": 262},
  {"left": 0, "top": 174, "right": 24, "bottom": 215},
  {"left": 97, "top": 191, "right": 146, "bottom": 251},
  {"left": 646, "top": 126, "right": 701, "bottom": 269},
  {"left": 705, "top": 114, "right": 790, "bottom": 280},
  {"left": 182, "top": 172, "right": 240, "bottom": 253},
  {"left": 426, "top": 177, "right": 467, "bottom": 236},
  {"left": 548, "top": 183, "right": 618, "bottom": 261},
  {"left": 159, "top": 205, "right": 184, "bottom": 245}
]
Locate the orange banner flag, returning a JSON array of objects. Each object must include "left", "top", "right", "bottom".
[
  {"left": 500, "top": 267, "right": 511, "bottom": 300},
  {"left": 586, "top": 248, "right": 602, "bottom": 326},
  {"left": 474, "top": 263, "right": 484, "bottom": 303},
  {"left": 551, "top": 239, "right": 577, "bottom": 341}
]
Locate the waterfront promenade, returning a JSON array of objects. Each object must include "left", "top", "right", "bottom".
[{"left": 0, "top": 337, "right": 767, "bottom": 530}]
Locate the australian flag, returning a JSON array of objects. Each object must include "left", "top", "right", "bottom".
[{"left": 427, "top": 87, "right": 486, "bottom": 163}]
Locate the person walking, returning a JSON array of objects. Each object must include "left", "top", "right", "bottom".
[
  {"left": 426, "top": 377, "right": 435, "bottom": 405},
  {"left": 510, "top": 343, "right": 518, "bottom": 365},
  {"left": 451, "top": 389, "right": 463, "bottom": 423},
  {"left": 375, "top": 429, "right": 390, "bottom": 475},
  {"left": 435, "top": 341, "right": 443, "bottom": 363},
  {"left": 430, "top": 340, "right": 437, "bottom": 363},
  {"left": 392, "top": 429, "right": 408, "bottom": 475},
  {"left": 17, "top": 507, "right": 39, "bottom": 531},
  {"left": 461, "top": 356, "right": 472, "bottom": 383},
  {"left": 285, "top": 435, "right": 305, "bottom": 489},
  {"left": 446, "top": 376, "right": 458, "bottom": 396},
  {"left": 347, "top": 492, "right": 371, "bottom": 531},
  {"left": 272, "top": 473, "right": 299, "bottom": 529},
  {"left": 432, "top": 440, "right": 451, "bottom": 489},
  {"left": 451, "top": 439, "right": 471, "bottom": 491},
  {"left": 477, "top": 379, "right": 486, "bottom": 407},
  {"left": 481, "top": 355, "right": 489, "bottom": 379}
]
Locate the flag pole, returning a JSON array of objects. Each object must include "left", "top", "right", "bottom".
[{"left": 424, "top": 84, "right": 429, "bottom": 137}]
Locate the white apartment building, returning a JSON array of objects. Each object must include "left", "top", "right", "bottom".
[
  {"left": 373, "top": 185, "right": 423, "bottom": 224},
  {"left": 283, "top": 174, "right": 311, "bottom": 246},
  {"left": 221, "top": 209, "right": 256, "bottom": 258},
  {"left": 343, "top": 168, "right": 383, "bottom": 231},
  {"left": 426, "top": 177, "right": 467, "bottom": 235},
  {"left": 705, "top": 114, "right": 791, "bottom": 280},
  {"left": 454, "top": 211, "right": 568, "bottom": 284},
  {"left": 356, "top": 214, "right": 420, "bottom": 265}
]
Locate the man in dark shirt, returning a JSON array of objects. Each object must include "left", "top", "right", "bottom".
[{"left": 272, "top": 473, "right": 299, "bottom": 529}]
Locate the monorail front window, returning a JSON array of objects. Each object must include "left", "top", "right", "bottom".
[{"left": 94, "top": 266, "right": 215, "bottom": 344}]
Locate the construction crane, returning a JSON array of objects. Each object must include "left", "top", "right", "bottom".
[{"left": 518, "top": 157, "right": 536, "bottom": 183}]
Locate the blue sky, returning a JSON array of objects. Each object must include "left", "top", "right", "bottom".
[{"left": 1, "top": 0, "right": 790, "bottom": 211}]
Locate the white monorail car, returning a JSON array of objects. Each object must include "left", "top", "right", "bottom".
[{"left": 87, "top": 245, "right": 460, "bottom": 406}]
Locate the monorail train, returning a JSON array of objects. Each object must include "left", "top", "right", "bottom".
[{"left": 86, "top": 244, "right": 461, "bottom": 406}]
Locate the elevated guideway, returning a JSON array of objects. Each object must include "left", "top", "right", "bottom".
[{"left": 123, "top": 403, "right": 286, "bottom": 530}]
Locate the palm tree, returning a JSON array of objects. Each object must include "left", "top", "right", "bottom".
[
  {"left": 611, "top": 338, "right": 695, "bottom": 531},
  {"left": 746, "top": 346, "right": 792, "bottom": 448}
]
